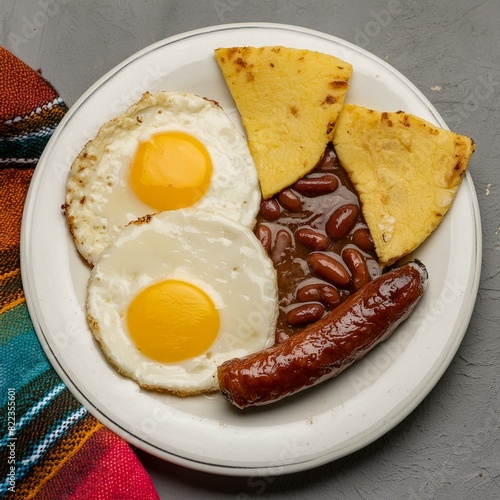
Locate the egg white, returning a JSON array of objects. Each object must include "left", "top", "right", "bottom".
[
  {"left": 65, "top": 91, "right": 261, "bottom": 266},
  {"left": 86, "top": 209, "right": 278, "bottom": 395}
]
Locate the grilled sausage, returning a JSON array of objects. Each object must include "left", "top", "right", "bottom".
[{"left": 218, "top": 260, "right": 428, "bottom": 409}]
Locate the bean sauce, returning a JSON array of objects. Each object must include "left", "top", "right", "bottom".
[{"left": 255, "top": 143, "right": 381, "bottom": 342}]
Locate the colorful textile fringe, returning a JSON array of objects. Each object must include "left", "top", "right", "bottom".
[{"left": 0, "top": 47, "right": 159, "bottom": 500}]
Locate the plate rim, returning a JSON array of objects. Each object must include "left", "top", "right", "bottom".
[{"left": 20, "top": 21, "right": 482, "bottom": 476}]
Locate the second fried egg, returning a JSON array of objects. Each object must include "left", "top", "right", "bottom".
[
  {"left": 65, "top": 91, "right": 261, "bottom": 266},
  {"left": 86, "top": 209, "right": 278, "bottom": 395}
]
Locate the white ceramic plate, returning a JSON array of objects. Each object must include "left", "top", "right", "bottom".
[{"left": 21, "top": 23, "right": 481, "bottom": 476}]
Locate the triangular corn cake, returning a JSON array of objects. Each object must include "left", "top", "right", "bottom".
[
  {"left": 332, "top": 104, "right": 475, "bottom": 266},
  {"left": 215, "top": 46, "right": 352, "bottom": 198}
]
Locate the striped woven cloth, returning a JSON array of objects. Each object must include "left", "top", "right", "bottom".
[{"left": 0, "top": 48, "right": 159, "bottom": 500}]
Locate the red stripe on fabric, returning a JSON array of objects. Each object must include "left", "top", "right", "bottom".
[
  {"left": 34, "top": 426, "right": 160, "bottom": 500},
  {"left": 69, "top": 428, "right": 160, "bottom": 500}
]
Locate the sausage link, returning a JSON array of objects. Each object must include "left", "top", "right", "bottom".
[{"left": 217, "top": 260, "right": 428, "bottom": 409}]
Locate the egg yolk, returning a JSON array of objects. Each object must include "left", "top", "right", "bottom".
[
  {"left": 127, "top": 280, "right": 220, "bottom": 363},
  {"left": 129, "top": 131, "right": 213, "bottom": 211}
]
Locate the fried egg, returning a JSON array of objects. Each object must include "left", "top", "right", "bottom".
[
  {"left": 86, "top": 209, "right": 278, "bottom": 395},
  {"left": 65, "top": 91, "right": 261, "bottom": 266}
]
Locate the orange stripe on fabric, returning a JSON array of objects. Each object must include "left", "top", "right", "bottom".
[
  {"left": 0, "top": 47, "right": 57, "bottom": 122},
  {"left": 0, "top": 247, "right": 21, "bottom": 278},
  {"left": 0, "top": 167, "right": 31, "bottom": 318},
  {"left": 0, "top": 268, "right": 20, "bottom": 282},
  {"left": 0, "top": 169, "right": 33, "bottom": 251},
  {"left": 0, "top": 101, "right": 67, "bottom": 136},
  {"left": 0, "top": 266, "right": 24, "bottom": 316},
  {"left": 0, "top": 295, "right": 25, "bottom": 316}
]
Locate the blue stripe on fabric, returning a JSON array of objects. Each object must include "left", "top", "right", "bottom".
[
  {"left": 0, "top": 303, "right": 33, "bottom": 344},
  {"left": 0, "top": 407, "right": 88, "bottom": 495},
  {"left": 0, "top": 125, "right": 55, "bottom": 159},
  {"left": 0, "top": 307, "right": 50, "bottom": 406},
  {"left": 0, "top": 383, "right": 66, "bottom": 448},
  {"left": 0, "top": 125, "right": 56, "bottom": 142}
]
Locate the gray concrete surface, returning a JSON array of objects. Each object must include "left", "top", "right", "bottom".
[{"left": 1, "top": 1, "right": 499, "bottom": 498}]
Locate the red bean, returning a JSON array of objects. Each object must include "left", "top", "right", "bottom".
[
  {"left": 286, "top": 303, "right": 325, "bottom": 326},
  {"left": 316, "top": 145, "right": 336, "bottom": 171},
  {"left": 277, "top": 189, "right": 302, "bottom": 212},
  {"left": 319, "top": 284, "right": 341, "bottom": 307},
  {"left": 255, "top": 224, "right": 272, "bottom": 254},
  {"left": 342, "top": 247, "right": 371, "bottom": 290},
  {"left": 296, "top": 284, "right": 322, "bottom": 302},
  {"left": 271, "top": 229, "right": 293, "bottom": 264},
  {"left": 352, "top": 227, "right": 375, "bottom": 253},
  {"left": 308, "top": 253, "right": 351, "bottom": 287},
  {"left": 325, "top": 204, "right": 359, "bottom": 240},
  {"left": 295, "top": 228, "right": 329, "bottom": 250},
  {"left": 292, "top": 174, "right": 338, "bottom": 197},
  {"left": 296, "top": 282, "right": 341, "bottom": 307},
  {"left": 260, "top": 199, "right": 281, "bottom": 221}
]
